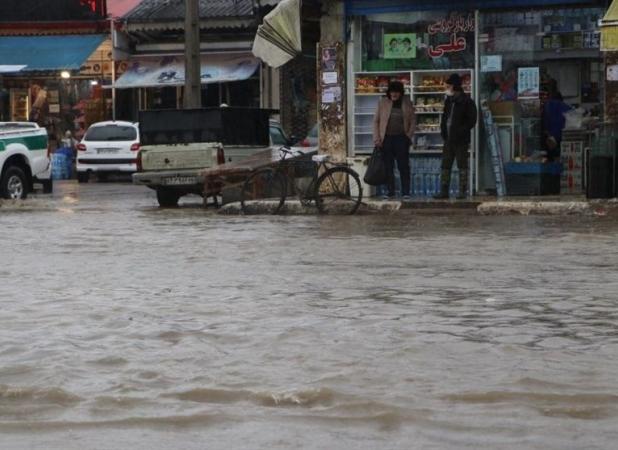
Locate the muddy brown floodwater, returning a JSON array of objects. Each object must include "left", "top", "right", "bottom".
[{"left": 1, "top": 182, "right": 618, "bottom": 449}]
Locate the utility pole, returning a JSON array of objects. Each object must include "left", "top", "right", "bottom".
[{"left": 184, "top": 0, "right": 202, "bottom": 108}]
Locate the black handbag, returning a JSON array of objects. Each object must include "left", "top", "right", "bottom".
[{"left": 363, "top": 146, "right": 387, "bottom": 186}]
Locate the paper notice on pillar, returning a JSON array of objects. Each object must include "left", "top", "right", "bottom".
[
  {"left": 322, "top": 86, "right": 342, "bottom": 104},
  {"left": 517, "top": 67, "right": 540, "bottom": 98},
  {"left": 322, "top": 71, "right": 338, "bottom": 85},
  {"left": 607, "top": 65, "right": 618, "bottom": 81},
  {"left": 49, "top": 104, "right": 60, "bottom": 114}
]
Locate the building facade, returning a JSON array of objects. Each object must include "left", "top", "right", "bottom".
[
  {"left": 0, "top": 0, "right": 114, "bottom": 147},
  {"left": 320, "top": 0, "right": 612, "bottom": 197}
]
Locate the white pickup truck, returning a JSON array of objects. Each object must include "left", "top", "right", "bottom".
[
  {"left": 133, "top": 108, "right": 277, "bottom": 207},
  {"left": 0, "top": 122, "right": 52, "bottom": 199}
]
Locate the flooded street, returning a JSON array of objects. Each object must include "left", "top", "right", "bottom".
[{"left": 1, "top": 182, "right": 618, "bottom": 449}]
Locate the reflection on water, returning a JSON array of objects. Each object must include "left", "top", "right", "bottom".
[{"left": 1, "top": 183, "right": 618, "bottom": 449}]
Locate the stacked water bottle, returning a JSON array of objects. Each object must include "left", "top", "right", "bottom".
[
  {"left": 411, "top": 157, "right": 460, "bottom": 198},
  {"left": 51, "top": 147, "right": 74, "bottom": 180},
  {"left": 375, "top": 156, "right": 460, "bottom": 198}
]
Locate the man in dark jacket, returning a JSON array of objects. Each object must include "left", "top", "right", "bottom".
[{"left": 434, "top": 73, "right": 477, "bottom": 199}]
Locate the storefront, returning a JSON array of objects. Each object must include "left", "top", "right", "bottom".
[
  {"left": 111, "top": 52, "right": 262, "bottom": 120},
  {"left": 344, "top": 0, "right": 610, "bottom": 197},
  {"left": 0, "top": 34, "right": 113, "bottom": 148}
]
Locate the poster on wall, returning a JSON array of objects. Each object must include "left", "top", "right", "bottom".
[
  {"left": 321, "top": 86, "right": 342, "bottom": 104},
  {"left": 321, "top": 48, "right": 337, "bottom": 71},
  {"left": 384, "top": 33, "right": 417, "bottom": 59},
  {"left": 607, "top": 65, "right": 618, "bottom": 81},
  {"left": 518, "top": 67, "right": 540, "bottom": 98}
]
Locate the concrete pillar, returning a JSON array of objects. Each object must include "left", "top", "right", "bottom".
[
  {"left": 184, "top": 0, "right": 202, "bottom": 108},
  {"left": 318, "top": 0, "right": 346, "bottom": 162}
]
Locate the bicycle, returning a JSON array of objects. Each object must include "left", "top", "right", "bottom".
[{"left": 240, "top": 147, "right": 363, "bottom": 215}]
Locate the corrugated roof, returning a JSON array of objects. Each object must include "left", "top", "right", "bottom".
[{"left": 124, "top": 0, "right": 255, "bottom": 21}]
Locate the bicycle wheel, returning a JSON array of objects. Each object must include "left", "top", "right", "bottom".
[
  {"left": 315, "top": 166, "right": 363, "bottom": 215},
  {"left": 240, "top": 168, "right": 287, "bottom": 214}
]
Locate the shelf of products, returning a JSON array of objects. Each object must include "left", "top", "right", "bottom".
[
  {"left": 353, "top": 71, "right": 412, "bottom": 154},
  {"left": 411, "top": 69, "right": 474, "bottom": 154},
  {"left": 355, "top": 72, "right": 411, "bottom": 95},
  {"left": 10, "top": 89, "right": 29, "bottom": 122},
  {"left": 352, "top": 70, "right": 475, "bottom": 155}
]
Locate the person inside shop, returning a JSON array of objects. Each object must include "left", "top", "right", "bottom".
[
  {"left": 542, "top": 82, "right": 571, "bottom": 162},
  {"left": 434, "top": 73, "right": 477, "bottom": 200},
  {"left": 61, "top": 130, "right": 78, "bottom": 155},
  {"left": 373, "top": 80, "right": 416, "bottom": 200}
]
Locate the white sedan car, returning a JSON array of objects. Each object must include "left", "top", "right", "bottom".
[{"left": 76, "top": 121, "right": 140, "bottom": 183}]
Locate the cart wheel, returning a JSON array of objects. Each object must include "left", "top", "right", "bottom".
[{"left": 240, "top": 168, "right": 286, "bottom": 214}]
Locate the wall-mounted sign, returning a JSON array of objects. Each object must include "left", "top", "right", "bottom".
[
  {"left": 607, "top": 65, "right": 618, "bottom": 81},
  {"left": 384, "top": 33, "right": 417, "bottom": 59},
  {"left": 428, "top": 33, "right": 466, "bottom": 58},
  {"left": 481, "top": 55, "right": 502, "bottom": 73},
  {"left": 426, "top": 14, "right": 474, "bottom": 59},
  {"left": 427, "top": 14, "right": 475, "bottom": 35}
]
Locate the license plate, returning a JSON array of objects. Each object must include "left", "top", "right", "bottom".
[
  {"left": 162, "top": 176, "right": 197, "bottom": 186},
  {"left": 97, "top": 149, "right": 119, "bottom": 154}
]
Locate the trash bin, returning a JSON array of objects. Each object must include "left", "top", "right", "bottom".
[
  {"left": 587, "top": 155, "right": 614, "bottom": 199},
  {"left": 504, "top": 162, "right": 561, "bottom": 196}
]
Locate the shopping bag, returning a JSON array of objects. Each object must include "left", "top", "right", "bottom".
[{"left": 363, "top": 146, "right": 387, "bottom": 186}]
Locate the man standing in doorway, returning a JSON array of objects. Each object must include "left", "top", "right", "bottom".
[{"left": 434, "top": 73, "right": 477, "bottom": 199}]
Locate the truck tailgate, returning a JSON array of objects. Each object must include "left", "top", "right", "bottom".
[{"left": 141, "top": 143, "right": 221, "bottom": 171}]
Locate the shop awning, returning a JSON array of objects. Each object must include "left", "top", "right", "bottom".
[
  {"left": 345, "top": 0, "right": 599, "bottom": 15},
  {"left": 113, "top": 53, "right": 260, "bottom": 89},
  {"left": 252, "top": 0, "right": 302, "bottom": 68},
  {"left": 0, "top": 35, "right": 106, "bottom": 72},
  {"left": 602, "top": 0, "right": 618, "bottom": 51},
  {"left": 0, "top": 65, "right": 26, "bottom": 74}
]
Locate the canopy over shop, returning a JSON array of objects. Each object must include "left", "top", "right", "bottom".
[
  {"left": 0, "top": 34, "right": 113, "bottom": 144},
  {"left": 344, "top": 0, "right": 609, "bottom": 197},
  {"left": 108, "top": 52, "right": 262, "bottom": 113}
]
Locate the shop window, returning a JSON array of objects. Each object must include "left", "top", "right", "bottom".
[
  {"left": 146, "top": 87, "right": 177, "bottom": 110},
  {"left": 361, "top": 11, "right": 475, "bottom": 72},
  {"left": 228, "top": 78, "right": 260, "bottom": 108},
  {"left": 477, "top": 7, "right": 604, "bottom": 192},
  {"left": 201, "top": 84, "right": 221, "bottom": 107}
]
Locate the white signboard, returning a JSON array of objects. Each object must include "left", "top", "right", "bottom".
[{"left": 114, "top": 54, "right": 260, "bottom": 89}]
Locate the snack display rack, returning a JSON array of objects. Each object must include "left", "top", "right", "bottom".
[
  {"left": 352, "top": 69, "right": 474, "bottom": 155},
  {"left": 411, "top": 69, "right": 473, "bottom": 153},
  {"left": 352, "top": 71, "right": 411, "bottom": 154}
]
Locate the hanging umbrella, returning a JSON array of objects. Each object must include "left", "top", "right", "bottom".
[{"left": 252, "top": 0, "right": 302, "bottom": 68}]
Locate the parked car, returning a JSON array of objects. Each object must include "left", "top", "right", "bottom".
[
  {"left": 0, "top": 122, "right": 52, "bottom": 199},
  {"left": 269, "top": 120, "right": 294, "bottom": 147},
  {"left": 76, "top": 121, "right": 140, "bottom": 183},
  {"left": 296, "top": 123, "right": 318, "bottom": 149}
]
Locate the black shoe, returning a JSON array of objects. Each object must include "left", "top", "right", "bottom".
[{"left": 433, "top": 192, "right": 449, "bottom": 200}]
